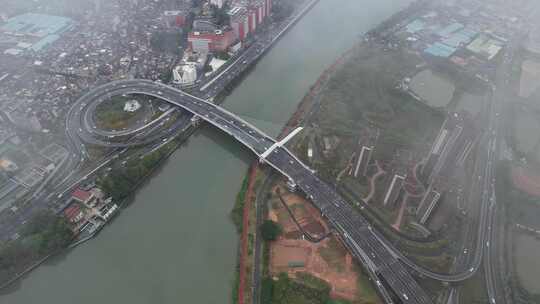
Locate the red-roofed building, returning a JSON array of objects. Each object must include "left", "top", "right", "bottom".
[
  {"left": 188, "top": 29, "right": 235, "bottom": 53},
  {"left": 229, "top": 0, "right": 272, "bottom": 42},
  {"left": 72, "top": 188, "right": 96, "bottom": 206},
  {"left": 63, "top": 204, "right": 84, "bottom": 224}
]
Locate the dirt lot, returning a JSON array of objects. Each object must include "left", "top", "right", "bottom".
[{"left": 269, "top": 184, "right": 377, "bottom": 302}]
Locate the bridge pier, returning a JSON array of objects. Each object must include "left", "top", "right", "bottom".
[
  {"left": 286, "top": 178, "right": 297, "bottom": 192},
  {"left": 190, "top": 115, "right": 201, "bottom": 126}
]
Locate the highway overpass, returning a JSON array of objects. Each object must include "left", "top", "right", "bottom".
[{"left": 67, "top": 79, "right": 487, "bottom": 303}]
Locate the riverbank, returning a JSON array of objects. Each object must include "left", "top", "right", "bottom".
[
  {"left": 1, "top": 0, "right": 419, "bottom": 302},
  {"left": 232, "top": 42, "right": 376, "bottom": 304},
  {"left": 231, "top": 0, "right": 455, "bottom": 302},
  {"left": 0, "top": 0, "right": 323, "bottom": 291},
  {"left": 0, "top": 124, "right": 194, "bottom": 290}
]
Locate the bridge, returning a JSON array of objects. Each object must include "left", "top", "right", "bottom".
[{"left": 67, "top": 79, "right": 468, "bottom": 304}]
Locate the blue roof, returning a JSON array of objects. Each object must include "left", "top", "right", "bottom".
[
  {"left": 441, "top": 28, "right": 478, "bottom": 47},
  {"left": 1, "top": 13, "right": 73, "bottom": 53},
  {"left": 424, "top": 42, "right": 457, "bottom": 58},
  {"left": 31, "top": 34, "right": 60, "bottom": 51},
  {"left": 405, "top": 19, "right": 426, "bottom": 34},
  {"left": 1, "top": 13, "right": 72, "bottom": 35},
  {"left": 437, "top": 23, "right": 464, "bottom": 38}
]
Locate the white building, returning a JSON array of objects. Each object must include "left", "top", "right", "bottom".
[
  {"left": 124, "top": 100, "right": 141, "bottom": 112},
  {"left": 211, "top": 0, "right": 224, "bottom": 8},
  {"left": 172, "top": 64, "right": 198, "bottom": 86},
  {"left": 0, "top": 159, "right": 18, "bottom": 172}
]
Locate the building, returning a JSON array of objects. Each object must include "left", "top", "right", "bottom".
[
  {"left": 124, "top": 100, "right": 141, "bottom": 112},
  {"left": 354, "top": 146, "right": 373, "bottom": 178},
  {"left": 427, "top": 124, "right": 462, "bottom": 184},
  {"left": 163, "top": 10, "right": 188, "bottom": 27},
  {"left": 228, "top": 0, "right": 272, "bottom": 41},
  {"left": 423, "top": 114, "right": 458, "bottom": 183},
  {"left": 525, "top": 27, "right": 540, "bottom": 56},
  {"left": 229, "top": 7, "right": 249, "bottom": 41},
  {"left": 519, "top": 60, "right": 540, "bottom": 98},
  {"left": 383, "top": 174, "right": 405, "bottom": 207},
  {"left": 0, "top": 159, "right": 18, "bottom": 172},
  {"left": 423, "top": 112, "right": 478, "bottom": 184},
  {"left": 172, "top": 64, "right": 197, "bottom": 86},
  {"left": 466, "top": 34, "right": 505, "bottom": 60},
  {"left": 193, "top": 19, "right": 219, "bottom": 32},
  {"left": 188, "top": 29, "right": 235, "bottom": 52},
  {"left": 416, "top": 183, "right": 441, "bottom": 224},
  {"left": 71, "top": 188, "right": 96, "bottom": 206},
  {"left": 419, "top": 112, "right": 478, "bottom": 224},
  {"left": 63, "top": 203, "right": 85, "bottom": 224},
  {"left": 211, "top": 0, "right": 225, "bottom": 8},
  {"left": 0, "top": 13, "right": 74, "bottom": 54}
]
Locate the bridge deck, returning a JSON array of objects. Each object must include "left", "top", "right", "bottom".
[{"left": 72, "top": 80, "right": 434, "bottom": 304}]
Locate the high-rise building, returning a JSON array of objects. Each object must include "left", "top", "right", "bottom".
[
  {"left": 228, "top": 0, "right": 272, "bottom": 41},
  {"left": 163, "top": 10, "right": 188, "bottom": 27},
  {"left": 416, "top": 183, "right": 441, "bottom": 224},
  {"left": 354, "top": 146, "right": 373, "bottom": 178},
  {"left": 229, "top": 7, "right": 248, "bottom": 41},
  {"left": 383, "top": 174, "right": 405, "bottom": 207},
  {"left": 211, "top": 0, "right": 225, "bottom": 8}
]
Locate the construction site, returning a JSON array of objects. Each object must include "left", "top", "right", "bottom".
[{"left": 267, "top": 183, "right": 380, "bottom": 303}]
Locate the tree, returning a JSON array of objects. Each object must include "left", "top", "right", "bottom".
[
  {"left": 261, "top": 277, "right": 274, "bottom": 304},
  {"left": 260, "top": 220, "right": 282, "bottom": 241},
  {"left": 212, "top": 3, "right": 230, "bottom": 26}
]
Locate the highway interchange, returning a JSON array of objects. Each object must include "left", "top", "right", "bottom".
[
  {"left": 62, "top": 75, "right": 510, "bottom": 304},
  {"left": 70, "top": 79, "right": 434, "bottom": 304},
  {"left": 0, "top": 0, "right": 321, "bottom": 244},
  {"left": 1, "top": 1, "right": 516, "bottom": 302},
  {"left": 57, "top": 21, "right": 519, "bottom": 302}
]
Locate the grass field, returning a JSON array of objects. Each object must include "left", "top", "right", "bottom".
[
  {"left": 299, "top": 43, "right": 444, "bottom": 184},
  {"left": 94, "top": 95, "right": 151, "bottom": 130}
]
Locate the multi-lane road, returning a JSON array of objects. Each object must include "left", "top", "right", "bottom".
[
  {"left": 62, "top": 65, "right": 524, "bottom": 302},
  {"left": 482, "top": 35, "right": 524, "bottom": 304},
  {"left": 2, "top": 1, "right": 515, "bottom": 301},
  {"left": 69, "top": 79, "right": 434, "bottom": 304}
]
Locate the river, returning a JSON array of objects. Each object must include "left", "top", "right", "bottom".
[{"left": 0, "top": 0, "right": 412, "bottom": 303}]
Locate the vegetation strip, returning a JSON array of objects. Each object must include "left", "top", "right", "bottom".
[{"left": 237, "top": 164, "right": 258, "bottom": 304}]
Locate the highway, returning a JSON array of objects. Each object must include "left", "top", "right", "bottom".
[
  {"left": 65, "top": 74, "right": 527, "bottom": 303},
  {"left": 5, "top": 67, "right": 502, "bottom": 304},
  {"left": 0, "top": 0, "right": 323, "bottom": 244},
  {"left": 68, "top": 79, "right": 437, "bottom": 304},
  {"left": 481, "top": 35, "right": 525, "bottom": 304},
  {"left": 42, "top": 4, "right": 516, "bottom": 298}
]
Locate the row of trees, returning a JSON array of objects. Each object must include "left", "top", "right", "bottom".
[
  {"left": 0, "top": 212, "right": 73, "bottom": 284},
  {"left": 98, "top": 144, "right": 171, "bottom": 201},
  {"left": 261, "top": 272, "right": 331, "bottom": 304}
]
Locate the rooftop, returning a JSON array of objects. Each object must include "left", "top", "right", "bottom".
[
  {"left": 72, "top": 188, "right": 92, "bottom": 202},
  {"left": 0, "top": 13, "right": 73, "bottom": 53},
  {"left": 1, "top": 13, "right": 73, "bottom": 37}
]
